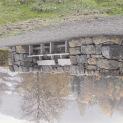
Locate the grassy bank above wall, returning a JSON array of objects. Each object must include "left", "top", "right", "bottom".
[{"left": 0, "top": 0, "right": 123, "bottom": 25}]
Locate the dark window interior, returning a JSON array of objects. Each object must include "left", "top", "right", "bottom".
[{"left": 31, "top": 41, "right": 66, "bottom": 55}]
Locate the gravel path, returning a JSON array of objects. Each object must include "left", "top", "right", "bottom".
[{"left": 0, "top": 16, "right": 123, "bottom": 48}]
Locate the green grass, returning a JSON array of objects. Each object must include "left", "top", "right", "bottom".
[{"left": 0, "top": 0, "right": 123, "bottom": 25}]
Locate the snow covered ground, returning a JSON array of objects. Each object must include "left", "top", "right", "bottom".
[
  {"left": 0, "top": 67, "right": 49, "bottom": 123},
  {"left": 0, "top": 67, "right": 28, "bottom": 123},
  {"left": 0, "top": 113, "right": 29, "bottom": 123}
]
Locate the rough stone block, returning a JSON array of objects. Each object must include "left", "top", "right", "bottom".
[
  {"left": 13, "top": 65, "right": 19, "bottom": 71},
  {"left": 109, "top": 37, "right": 121, "bottom": 44},
  {"left": 100, "top": 69, "right": 120, "bottom": 76},
  {"left": 110, "top": 45, "right": 123, "bottom": 60},
  {"left": 81, "top": 45, "right": 96, "bottom": 54},
  {"left": 120, "top": 67, "right": 123, "bottom": 74},
  {"left": 95, "top": 45, "right": 102, "bottom": 54},
  {"left": 22, "top": 66, "right": 29, "bottom": 72},
  {"left": 24, "top": 57, "right": 33, "bottom": 62},
  {"left": 91, "top": 55, "right": 103, "bottom": 58},
  {"left": 102, "top": 46, "right": 110, "bottom": 59},
  {"left": 86, "top": 65, "right": 97, "bottom": 70},
  {"left": 69, "top": 47, "right": 81, "bottom": 55},
  {"left": 77, "top": 55, "right": 87, "bottom": 64},
  {"left": 57, "top": 67, "right": 64, "bottom": 72},
  {"left": 88, "top": 58, "right": 97, "bottom": 65},
  {"left": 70, "top": 56, "right": 77, "bottom": 65},
  {"left": 85, "top": 70, "right": 99, "bottom": 75},
  {"left": 69, "top": 39, "right": 81, "bottom": 47},
  {"left": 70, "top": 65, "right": 84, "bottom": 75},
  {"left": 87, "top": 54, "right": 91, "bottom": 58},
  {"left": 19, "top": 54, "right": 24, "bottom": 61},
  {"left": 93, "top": 36, "right": 107, "bottom": 44},
  {"left": 81, "top": 37, "right": 93, "bottom": 44},
  {"left": 97, "top": 59, "right": 120, "bottom": 69},
  {"left": 29, "top": 67, "right": 34, "bottom": 72},
  {"left": 15, "top": 61, "right": 21, "bottom": 66},
  {"left": 102, "top": 45, "right": 123, "bottom": 60},
  {"left": 16, "top": 45, "right": 29, "bottom": 53},
  {"left": 14, "top": 54, "right": 20, "bottom": 61},
  {"left": 93, "top": 36, "right": 121, "bottom": 45},
  {"left": 20, "top": 61, "right": 33, "bottom": 67},
  {"left": 63, "top": 66, "right": 70, "bottom": 72},
  {"left": 119, "top": 62, "right": 123, "bottom": 68}
]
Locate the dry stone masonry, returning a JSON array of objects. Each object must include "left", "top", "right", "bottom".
[
  {"left": 69, "top": 36, "right": 123, "bottom": 76},
  {"left": 9, "top": 35, "right": 123, "bottom": 76}
]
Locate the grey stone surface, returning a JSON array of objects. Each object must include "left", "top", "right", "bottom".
[
  {"left": 97, "top": 59, "right": 120, "bottom": 69},
  {"left": 102, "top": 45, "right": 123, "bottom": 60},
  {"left": 102, "top": 46, "right": 110, "bottom": 59},
  {"left": 87, "top": 58, "right": 97, "bottom": 65},
  {"left": 93, "top": 36, "right": 107, "bottom": 44},
  {"left": 13, "top": 65, "right": 19, "bottom": 71},
  {"left": 63, "top": 66, "right": 70, "bottom": 72},
  {"left": 20, "top": 61, "right": 33, "bottom": 67},
  {"left": 120, "top": 67, "right": 123, "bottom": 74},
  {"left": 81, "top": 38, "right": 93, "bottom": 44},
  {"left": 110, "top": 45, "right": 123, "bottom": 60},
  {"left": 100, "top": 69, "right": 120, "bottom": 76},
  {"left": 69, "top": 47, "right": 81, "bottom": 55},
  {"left": 16, "top": 46, "right": 29, "bottom": 53},
  {"left": 42, "top": 66, "right": 53, "bottom": 72},
  {"left": 22, "top": 66, "right": 29, "bottom": 72},
  {"left": 87, "top": 54, "right": 91, "bottom": 58},
  {"left": 57, "top": 67, "right": 64, "bottom": 72},
  {"left": 70, "top": 65, "right": 84, "bottom": 74},
  {"left": 77, "top": 55, "right": 87, "bottom": 64},
  {"left": 93, "top": 36, "right": 121, "bottom": 45},
  {"left": 95, "top": 45, "right": 102, "bottom": 54},
  {"left": 91, "top": 55, "right": 103, "bottom": 58},
  {"left": 29, "top": 67, "right": 34, "bottom": 72},
  {"left": 19, "top": 54, "right": 24, "bottom": 60},
  {"left": 81, "top": 45, "right": 96, "bottom": 54},
  {"left": 85, "top": 70, "right": 99, "bottom": 75},
  {"left": 14, "top": 54, "right": 20, "bottom": 61},
  {"left": 86, "top": 65, "right": 97, "bottom": 70},
  {"left": 69, "top": 39, "right": 81, "bottom": 47},
  {"left": 70, "top": 56, "right": 77, "bottom": 65},
  {"left": 15, "top": 61, "right": 21, "bottom": 66},
  {"left": 24, "top": 57, "right": 33, "bottom": 62}
]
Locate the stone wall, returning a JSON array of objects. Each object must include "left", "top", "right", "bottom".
[
  {"left": 9, "top": 35, "right": 123, "bottom": 76},
  {"left": 8, "top": 46, "right": 34, "bottom": 72},
  {"left": 69, "top": 36, "right": 123, "bottom": 76}
]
